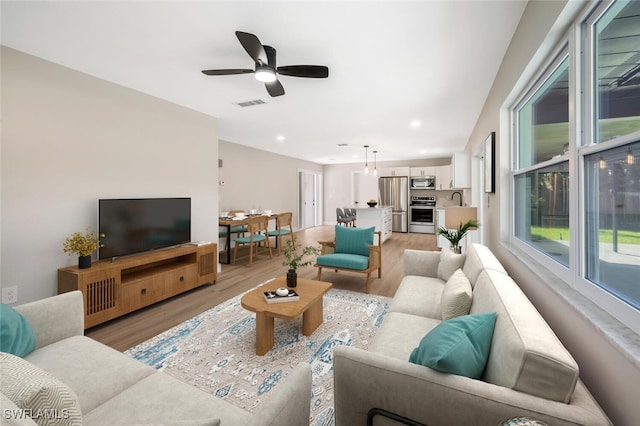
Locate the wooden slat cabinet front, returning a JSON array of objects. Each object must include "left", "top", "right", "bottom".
[{"left": 58, "top": 243, "right": 217, "bottom": 328}]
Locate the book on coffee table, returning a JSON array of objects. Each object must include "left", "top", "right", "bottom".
[{"left": 263, "top": 289, "right": 300, "bottom": 303}]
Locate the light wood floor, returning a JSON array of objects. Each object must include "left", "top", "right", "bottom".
[{"left": 86, "top": 225, "right": 438, "bottom": 352}]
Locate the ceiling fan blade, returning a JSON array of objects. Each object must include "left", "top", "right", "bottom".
[
  {"left": 265, "top": 79, "right": 285, "bottom": 97},
  {"left": 235, "top": 31, "right": 266, "bottom": 63},
  {"left": 201, "top": 69, "right": 254, "bottom": 76},
  {"left": 277, "top": 65, "right": 329, "bottom": 78},
  {"left": 264, "top": 45, "right": 277, "bottom": 68}
]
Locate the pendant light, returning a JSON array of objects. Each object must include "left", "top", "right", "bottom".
[
  {"left": 373, "top": 150, "right": 378, "bottom": 176},
  {"left": 364, "top": 145, "right": 369, "bottom": 174}
]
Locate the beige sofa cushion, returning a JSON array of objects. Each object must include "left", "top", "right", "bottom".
[
  {"left": 462, "top": 243, "right": 507, "bottom": 285},
  {"left": 24, "top": 335, "right": 155, "bottom": 414},
  {"left": 389, "top": 275, "right": 444, "bottom": 319},
  {"left": 82, "top": 374, "right": 236, "bottom": 426},
  {"left": 368, "top": 312, "right": 441, "bottom": 360},
  {"left": 0, "top": 352, "right": 82, "bottom": 426},
  {"left": 441, "top": 269, "right": 472, "bottom": 320},
  {"left": 437, "top": 248, "right": 465, "bottom": 281},
  {"left": 470, "top": 270, "right": 579, "bottom": 403}
]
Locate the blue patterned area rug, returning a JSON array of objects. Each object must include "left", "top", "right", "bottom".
[{"left": 125, "top": 281, "right": 391, "bottom": 426}]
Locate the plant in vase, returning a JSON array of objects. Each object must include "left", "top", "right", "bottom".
[
  {"left": 63, "top": 227, "right": 105, "bottom": 269},
  {"left": 437, "top": 219, "right": 479, "bottom": 254},
  {"left": 281, "top": 238, "right": 320, "bottom": 287}
]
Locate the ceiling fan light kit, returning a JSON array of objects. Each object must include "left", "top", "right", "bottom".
[
  {"left": 255, "top": 67, "right": 277, "bottom": 83},
  {"left": 202, "top": 31, "right": 329, "bottom": 97}
]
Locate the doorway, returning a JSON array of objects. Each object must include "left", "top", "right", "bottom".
[{"left": 298, "top": 169, "right": 322, "bottom": 229}]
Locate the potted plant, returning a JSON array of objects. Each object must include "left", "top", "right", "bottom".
[
  {"left": 63, "top": 227, "right": 105, "bottom": 269},
  {"left": 282, "top": 238, "right": 320, "bottom": 287},
  {"left": 437, "top": 219, "right": 479, "bottom": 254}
]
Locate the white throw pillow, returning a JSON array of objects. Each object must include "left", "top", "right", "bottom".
[
  {"left": 437, "top": 248, "right": 466, "bottom": 281},
  {"left": 441, "top": 268, "right": 473, "bottom": 320},
  {"left": 0, "top": 352, "right": 82, "bottom": 426}
]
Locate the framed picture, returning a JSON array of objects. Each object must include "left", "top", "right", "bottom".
[{"left": 484, "top": 132, "right": 495, "bottom": 193}]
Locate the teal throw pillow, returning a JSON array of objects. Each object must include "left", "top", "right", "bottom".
[
  {"left": 334, "top": 225, "right": 375, "bottom": 257},
  {"left": 0, "top": 303, "right": 37, "bottom": 357},
  {"left": 409, "top": 312, "right": 497, "bottom": 379}
]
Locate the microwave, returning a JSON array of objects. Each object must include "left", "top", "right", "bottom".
[{"left": 410, "top": 176, "right": 435, "bottom": 189}]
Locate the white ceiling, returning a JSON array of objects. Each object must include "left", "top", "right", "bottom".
[{"left": 1, "top": 1, "right": 526, "bottom": 165}]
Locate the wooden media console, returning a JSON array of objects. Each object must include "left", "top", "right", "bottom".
[{"left": 58, "top": 243, "right": 217, "bottom": 328}]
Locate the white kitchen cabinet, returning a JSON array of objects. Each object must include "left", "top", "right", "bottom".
[
  {"left": 435, "top": 165, "right": 451, "bottom": 190},
  {"left": 378, "top": 167, "right": 410, "bottom": 177},
  {"left": 409, "top": 166, "right": 437, "bottom": 177},
  {"left": 355, "top": 206, "right": 392, "bottom": 243},
  {"left": 451, "top": 151, "right": 471, "bottom": 188}
]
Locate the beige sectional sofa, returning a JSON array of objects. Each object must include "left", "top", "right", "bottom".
[
  {"left": 333, "top": 243, "right": 611, "bottom": 425},
  {"left": 1, "top": 290, "right": 311, "bottom": 426}
]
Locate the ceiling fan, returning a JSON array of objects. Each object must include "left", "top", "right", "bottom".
[{"left": 202, "top": 31, "right": 329, "bottom": 97}]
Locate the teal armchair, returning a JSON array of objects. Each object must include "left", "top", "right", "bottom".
[{"left": 315, "top": 225, "right": 382, "bottom": 293}]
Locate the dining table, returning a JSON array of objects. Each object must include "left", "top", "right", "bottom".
[{"left": 218, "top": 213, "right": 278, "bottom": 264}]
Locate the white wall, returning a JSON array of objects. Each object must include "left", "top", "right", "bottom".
[
  {"left": 218, "top": 140, "right": 322, "bottom": 229},
  {"left": 1, "top": 47, "right": 219, "bottom": 304},
  {"left": 465, "top": 2, "right": 640, "bottom": 423}
]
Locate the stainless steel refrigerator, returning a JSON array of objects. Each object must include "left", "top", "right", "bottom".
[{"left": 378, "top": 176, "right": 408, "bottom": 232}]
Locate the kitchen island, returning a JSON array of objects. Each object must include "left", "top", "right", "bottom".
[{"left": 354, "top": 206, "right": 392, "bottom": 243}]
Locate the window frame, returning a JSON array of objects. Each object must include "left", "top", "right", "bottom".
[
  {"left": 509, "top": 0, "right": 640, "bottom": 334},
  {"left": 511, "top": 45, "right": 573, "bottom": 285}
]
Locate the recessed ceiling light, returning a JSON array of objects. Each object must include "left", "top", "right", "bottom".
[
  {"left": 276, "top": 135, "right": 285, "bottom": 142},
  {"left": 411, "top": 120, "right": 421, "bottom": 128}
]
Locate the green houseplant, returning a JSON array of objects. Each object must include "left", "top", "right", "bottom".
[
  {"left": 282, "top": 238, "right": 320, "bottom": 287},
  {"left": 437, "top": 219, "right": 479, "bottom": 254},
  {"left": 63, "top": 227, "right": 105, "bottom": 269}
]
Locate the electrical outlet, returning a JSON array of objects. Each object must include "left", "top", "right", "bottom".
[{"left": 2, "top": 286, "right": 18, "bottom": 304}]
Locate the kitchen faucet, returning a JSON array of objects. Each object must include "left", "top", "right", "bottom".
[{"left": 451, "top": 191, "right": 462, "bottom": 206}]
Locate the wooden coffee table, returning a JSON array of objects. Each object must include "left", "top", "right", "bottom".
[{"left": 241, "top": 277, "right": 333, "bottom": 355}]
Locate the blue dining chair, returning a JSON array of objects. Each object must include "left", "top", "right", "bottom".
[
  {"left": 233, "top": 215, "right": 272, "bottom": 266},
  {"left": 267, "top": 212, "right": 295, "bottom": 255}
]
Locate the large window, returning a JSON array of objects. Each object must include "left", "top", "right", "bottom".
[
  {"left": 517, "top": 57, "right": 570, "bottom": 168},
  {"left": 514, "top": 56, "right": 570, "bottom": 266},
  {"left": 593, "top": 1, "right": 640, "bottom": 143},
  {"left": 583, "top": 0, "right": 640, "bottom": 314},
  {"left": 512, "top": 0, "right": 640, "bottom": 332},
  {"left": 514, "top": 163, "right": 570, "bottom": 266},
  {"left": 585, "top": 141, "right": 640, "bottom": 310}
]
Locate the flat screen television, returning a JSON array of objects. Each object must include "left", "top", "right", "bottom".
[{"left": 98, "top": 198, "right": 191, "bottom": 260}]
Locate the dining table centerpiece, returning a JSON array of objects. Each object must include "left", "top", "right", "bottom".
[
  {"left": 282, "top": 238, "right": 320, "bottom": 287},
  {"left": 63, "top": 227, "right": 105, "bottom": 269}
]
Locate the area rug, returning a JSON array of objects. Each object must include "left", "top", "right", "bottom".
[{"left": 125, "top": 280, "right": 391, "bottom": 426}]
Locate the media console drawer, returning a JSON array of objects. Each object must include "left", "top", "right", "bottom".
[
  {"left": 121, "top": 276, "right": 165, "bottom": 312},
  {"left": 58, "top": 243, "right": 217, "bottom": 328}
]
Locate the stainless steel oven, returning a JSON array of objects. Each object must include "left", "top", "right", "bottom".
[{"left": 409, "top": 196, "right": 436, "bottom": 233}]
